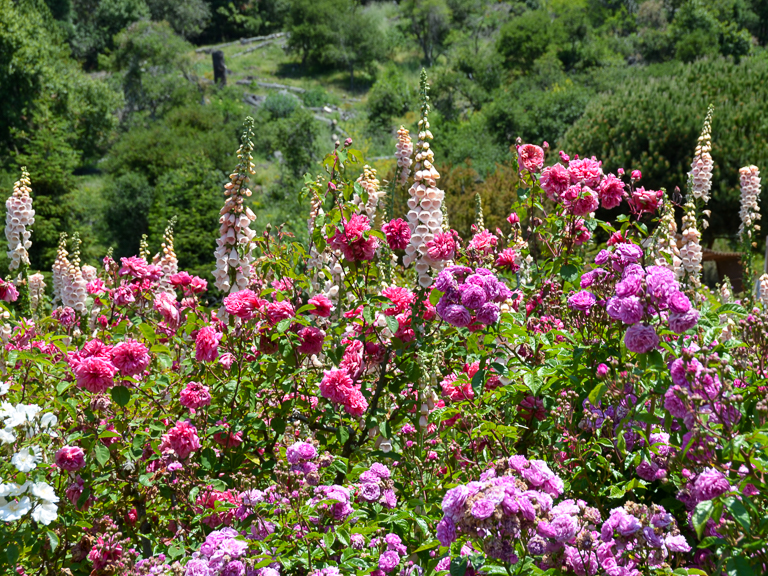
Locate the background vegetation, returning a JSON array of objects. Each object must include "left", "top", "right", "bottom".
[{"left": 2, "top": 0, "right": 767, "bottom": 288}]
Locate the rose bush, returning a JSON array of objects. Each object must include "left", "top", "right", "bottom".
[{"left": 0, "top": 73, "right": 765, "bottom": 576}]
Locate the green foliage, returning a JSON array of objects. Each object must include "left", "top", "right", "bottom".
[
  {"left": 301, "top": 87, "right": 339, "bottom": 108},
  {"left": 103, "top": 20, "right": 197, "bottom": 117},
  {"left": 561, "top": 54, "right": 768, "bottom": 245},
  {"left": 497, "top": 9, "right": 551, "bottom": 71},
  {"left": 367, "top": 65, "right": 414, "bottom": 128},
  {"left": 400, "top": 0, "right": 452, "bottom": 65},
  {"left": 263, "top": 91, "right": 300, "bottom": 119},
  {"left": 144, "top": 0, "right": 210, "bottom": 38},
  {"left": 103, "top": 171, "right": 154, "bottom": 257},
  {"left": 68, "top": 0, "right": 151, "bottom": 68}
]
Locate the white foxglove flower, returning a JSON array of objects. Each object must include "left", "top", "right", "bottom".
[
  {"left": 0, "top": 496, "right": 32, "bottom": 522},
  {"left": 12, "top": 446, "right": 41, "bottom": 473}
]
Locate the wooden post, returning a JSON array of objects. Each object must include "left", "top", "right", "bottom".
[{"left": 213, "top": 50, "right": 226, "bottom": 87}]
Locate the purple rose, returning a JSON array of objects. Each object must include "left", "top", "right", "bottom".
[
  {"left": 186, "top": 559, "right": 212, "bottom": 576},
  {"left": 615, "top": 275, "right": 642, "bottom": 298},
  {"left": 476, "top": 302, "right": 501, "bottom": 325},
  {"left": 693, "top": 469, "right": 731, "bottom": 501},
  {"left": 359, "top": 482, "right": 381, "bottom": 502},
  {"left": 669, "top": 309, "right": 699, "bottom": 334},
  {"left": 636, "top": 460, "right": 663, "bottom": 482},
  {"left": 668, "top": 291, "right": 691, "bottom": 313},
  {"left": 370, "top": 463, "right": 391, "bottom": 478},
  {"left": 522, "top": 459, "right": 554, "bottom": 487},
  {"left": 594, "top": 250, "right": 611, "bottom": 265},
  {"left": 382, "top": 489, "right": 397, "bottom": 508},
  {"left": 665, "top": 534, "right": 691, "bottom": 552},
  {"left": 508, "top": 455, "right": 529, "bottom": 472},
  {"left": 645, "top": 266, "right": 678, "bottom": 306},
  {"left": 461, "top": 284, "right": 487, "bottom": 309},
  {"left": 612, "top": 243, "right": 643, "bottom": 270},
  {"left": 436, "top": 517, "right": 456, "bottom": 546},
  {"left": 378, "top": 550, "right": 400, "bottom": 573},
  {"left": 607, "top": 296, "right": 644, "bottom": 324},
  {"left": 568, "top": 290, "right": 596, "bottom": 312},
  {"left": 470, "top": 498, "right": 496, "bottom": 519},
  {"left": 441, "top": 304, "right": 472, "bottom": 327},
  {"left": 442, "top": 485, "right": 470, "bottom": 519},
  {"left": 580, "top": 268, "right": 607, "bottom": 288},
  {"left": 221, "top": 561, "right": 246, "bottom": 576},
  {"left": 624, "top": 324, "right": 658, "bottom": 353},
  {"left": 664, "top": 385, "right": 688, "bottom": 418},
  {"left": 549, "top": 514, "right": 579, "bottom": 542},
  {"left": 434, "top": 270, "right": 458, "bottom": 292}
]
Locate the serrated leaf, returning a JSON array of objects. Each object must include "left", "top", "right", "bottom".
[
  {"left": 363, "top": 306, "right": 374, "bottom": 325},
  {"left": 323, "top": 530, "right": 335, "bottom": 550},
  {"left": 429, "top": 289, "right": 444, "bottom": 306},
  {"left": 725, "top": 497, "right": 750, "bottom": 532},
  {"left": 523, "top": 372, "right": 542, "bottom": 396},
  {"left": 95, "top": 443, "right": 110, "bottom": 466},
  {"left": 168, "top": 543, "right": 184, "bottom": 559},
  {"left": 46, "top": 529, "right": 59, "bottom": 551},
  {"left": 110, "top": 385, "right": 131, "bottom": 407},
  {"left": 692, "top": 500, "right": 714, "bottom": 539},
  {"left": 560, "top": 263, "right": 579, "bottom": 283},
  {"left": 385, "top": 315, "right": 399, "bottom": 334},
  {"left": 276, "top": 318, "right": 291, "bottom": 333}
]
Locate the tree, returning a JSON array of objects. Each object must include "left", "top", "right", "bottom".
[
  {"left": 285, "top": 0, "right": 344, "bottom": 69},
  {"left": 400, "top": 0, "right": 452, "bottom": 66},
  {"left": 145, "top": 0, "right": 211, "bottom": 39},
  {"left": 497, "top": 9, "right": 551, "bottom": 71},
  {"left": 329, "top": 6, "right": 386, "bottom": 89}
]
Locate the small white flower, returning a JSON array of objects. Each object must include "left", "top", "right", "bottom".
[
  {"left": 30, "top": 482, "right": 58, "bottom": 504},
  {"left": 0, "top": 496, "right": 32, "bottom": 522},
  {"left": 11, "top": 446, "right": 41, "bottom": 473},
  {"left": 0, "top": 381, "right": 10, "bottom": 395},
  {"left": 31, "top": 501, "right": 57, "bottom": 525},
  {"left": 0, "top": 427, "right": 16, "bottom": 444},
  {"left": 0, "top": 482, "right": 29, "bottom": 499}
]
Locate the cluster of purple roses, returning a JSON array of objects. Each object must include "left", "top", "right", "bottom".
[
  {"left": 434, "top": 266, "right": 513, "bottom": 328},
  {"left": 356, "top": 462, "right": 398, "bottom": 509},
  {"left": 568, "top": 243, "right": 699, "bottom": 353},
  {"left": 181, "top": 527, "right": 278, "bottom": 576},
  {"left": 436, "top": 455, "right": 691, "bottom": 575}
]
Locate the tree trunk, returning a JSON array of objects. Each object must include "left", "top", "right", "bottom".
[{"left": 212, "top": 50, "right": 226, "bottom": 86}]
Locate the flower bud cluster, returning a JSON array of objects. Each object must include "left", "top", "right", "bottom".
[
  {"left": 5, "top": 167, "right": 34, "bottom": 271},
  {"left": 651, "top": 199, "right": 681, "bottom": 274},
  {"left": 354, "top": 165, "right": 384, "bottom": 220},
  {"left": 395, "top": 126, "right": 413, "bottom": 186},
  {"left": 678, "top": 199, "right": 702, "bottom": 286},
  {"left": 28, "top": 273, "right": 45, "bottom": 311},
  {"left": 690, "top": 105, "right": 714, "bottom": 203},
  {"left": 154, "top": 219, "right": 178, "bottom": 294},
  {"left": 738, "top": 165, "right": 761, "bottom": 243},
  {"left": 404, "top": 72, "right": 445, "bottom": 288},
  {"left": 213, "top": 118, "right": 258, "bottom": 293}
]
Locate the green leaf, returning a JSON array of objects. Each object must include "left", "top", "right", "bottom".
[
  {"left": 726, "top": 556, "right": 755, "bottom": 576},
  {"left": 6, "top": 544, "right": 18, "bottom": 565},
  {"left": 413, "top": 540, "right": 440, "bottom": 553},
  {"left": 363, "top": 306, "right": 374, "bottom": 325},
  {"left": 560, "top": 264, "right": 579, "bottom": 284},
  {"left": 276, "top": 318, "right": 291, "bottom": 333},
  {"left": 95, "top": 443, "right": 110, "bottom": 466},
  {"left": 385, "top": 315, "right": 399, "bottom": 334},
  {"left": 168, "top": 543, "right": 184, "bottom": 559},
  {"left": 138, "top": 323, "right": 156, "bottom": 343},
  {"left": 46, "top": 529, "right": 59, "bottom": 551},
  {"left": 337, "top": 426, "right": 350, "bottom": 446},
  {"left": 450, "top": 557, "right": 468, "bottom": 576},
  {"left": 588, "top": 382, "right": 606, "bottom": 406},
  {"left": 323, "top": 530, "right": 335, "bottom": 550},
  {"left": 429, "top": 289, "right": 444, "bottom": 306},
  {"left": 200, "top": 448, "right": 216, "bottom": 470},
  {"left": 139, "top": 474, "right": 153, "bottom": 487},
  {"left": 692, "top": 500, "right": 714, "bottom": 539},
  {"left": 725, "top": 497, "right": 750, "bottom": 532},
  {"left": 523, "top": 372, "right": 542, "bottom": 396},
  {"left": 110, "top": 385, "right": 131, "bottom": 407}
]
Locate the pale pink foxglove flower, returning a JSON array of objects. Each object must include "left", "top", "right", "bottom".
[{"left": 5, "top": 167, "right": 34, "bottom": 271}]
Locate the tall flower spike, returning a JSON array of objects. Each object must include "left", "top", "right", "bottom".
[
  {"left": 139, "top": 234, "right": 150, "bottom": 260},
  {"left": 404, "top": 70, "right": 445, "bottom": 288},
  {"left": 474, "top": 193, "right": 485, "bottom": 231},
  {"left": 29, "top": 273, "right": 45, "bottom": 312},
  {"left": 395, "top": 126, "right": 413, "bottom": 187},
  {"left": 689, "top": 105, "right": 714, "bottom": 223},
  {"left": 759, "top": 274, "right": 768, "bottom": 309},
  {"left": 354, "top": 165, "right": 384, "bottom": 220},
  {"left": 5, "top": 167, "right": 34, "bottom": 272},
  {"left": 213, "top": 117, "right": 258, "bottom": 293},
  {"left": 155, "top": 217, "right": 179, "bottom": 294},
  {"left": 738, "top": 165, "right": 761, "bottom": 245},
  {"left": 678, "top": 198, "right": 702, "bottom": 287},
  {"left": 52, "top": 233, "right": 70, "bottom": 304},
  {"left": 63, "top": 233, "right": 87, "bottom": 314},
  {"left": 652, "top": 198, "right": 681, "bottom": 274}
]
